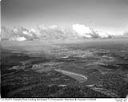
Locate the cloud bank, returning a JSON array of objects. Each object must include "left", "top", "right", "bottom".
[{"left": 1, "top": 24, "right": 127, "bottom": 41}]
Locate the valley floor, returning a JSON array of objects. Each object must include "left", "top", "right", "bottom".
[{"left": 1, "top": 39, "right": 128, "bottom": 98}]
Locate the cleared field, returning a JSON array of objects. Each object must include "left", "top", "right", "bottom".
[{"left": 55, "top": 69, "right": 87, "bottom": 83}]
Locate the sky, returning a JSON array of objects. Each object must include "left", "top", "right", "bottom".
[{"left": 1, "top": 0, "right": 128, "bottom": 33}]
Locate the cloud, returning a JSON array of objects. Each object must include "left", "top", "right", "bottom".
[
  {"left": 38, "top": 25, "right": 48, "bottom": 30},
  {"left": 95, "top": 30, "right": 110, "bottom": 38},
  {"left": 30, "top": 28, "right": 36, "bottom": 33},
  {"left": 10, "top": 37, "right": 26, "bottom": 41},
  {"left": 49, "top": 25, "right": 58, "bottom": 29},
  {"left": 72, "top": 24, "right": 92, "bottom": 37},
  {"left": 23, "top": 31, "right": 29, "bottom": 35},
  {"left": 16, "top": 37, "right": 26, "bottom": 41},
  {"left": 13, "top": 28, "right": 19, "bottom": 33}
]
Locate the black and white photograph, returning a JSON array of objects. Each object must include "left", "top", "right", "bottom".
[{"left": 1, "top": 0, "right": 128, "bottom": 98}]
